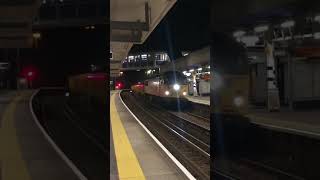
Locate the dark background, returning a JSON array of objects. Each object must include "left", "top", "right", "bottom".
[
  {"left": 130, "top": 0, "right": 210, "bottom": 61},
  {"left": 15, "top": 25, "right": 108, "bottom": 87}
]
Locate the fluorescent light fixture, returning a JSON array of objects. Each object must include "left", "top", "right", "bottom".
[
  {"left": 233, "top": 30, "right": 246, "bottom": 38},
  {"left": 186, "top": 72, "right": 191, "bottom": 77},
  {"left": 33, "top": 32, "right": 41, "bottom": 39},
  {"left": 254, "top": 25, "right": 269, "bottom": 33},
  {"left": 241, "top": 36, "right": 259, "bottom": 46},
  {"left": 314, "top": 32, "right": 320, "bottom": 39},
  {"left": 189, "top": 69, "right": 194, "bottom": 72},
  {"left": 197, "top": 68, "right": 202, "bottom": 71},
  {"left": 314, "top": 15, "right": 320, "bottom": 23},
  {"left": 183, "top": 71, "right": 187, "bottom": 75},
  {"left": 250, "top": 56, "right": 257, "bottom": 60},
  {"left": 182, "top": 52, "right": 189, "bottom": 57},
  {"left": 281, "top": 20, "right": 295, "bottom": 28}
]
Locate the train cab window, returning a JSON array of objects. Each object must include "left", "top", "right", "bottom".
[{"left": 144, "top": 80, "right": 148, "bottom": 86}]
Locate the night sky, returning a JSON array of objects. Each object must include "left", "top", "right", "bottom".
[
  {"left": 19, "top": 25, "right": 108, "bottom": 86},
  {"left": 130, "top": 0, "right": 210, "bottom": 60}
]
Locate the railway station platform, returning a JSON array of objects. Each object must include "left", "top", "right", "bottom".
[
  {"left": 185, "top": 95, "right": 210, "bottom": 106},
  {"left": 0, "top": 90, "right": 80, "bottom": 180},
  {"left": 110, "top": 90, "right": 188, "bottom": 180},
  {"left": 247, "top": 109, "right": 320, "bottom": 139}
]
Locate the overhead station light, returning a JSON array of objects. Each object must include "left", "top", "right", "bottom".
[
  {"left": 314, "top": 15, "right": 320, "bottom": 23},
  {"left": 314, "top": 32, "right": 320, "bottom": 39},
  {"left": 280, "top": 20, "right": 295, "bottom": 28},
  {"left": 254, "top": 25, "right": 269, "bottom": 33},
  {"left": 241, "top": 36, "right": 259, "bottom": 46},
  {"left": 33, "top": 32, "right": 41, "bottom": 39},
  {"left": 233, "top": 30, "right": 246, "bottom": 38},
  {"left": 197, "top": 67, "right": 202, "bottom": 71}
]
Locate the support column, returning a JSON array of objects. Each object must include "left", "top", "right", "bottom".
[
  {"left": 265, "top": 37, "right": 280, "bottom": 111},
  {"left": 287, "top": 49, "right": 294, "bottom": 110},
  {"left": 192, "top": 72, "right": 198, "bottom": 96}
]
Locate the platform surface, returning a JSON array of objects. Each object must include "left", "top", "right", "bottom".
[
  {"left": 186, "top": 95, "right": 210, "bottom": 106},
  {"left": 247, "top": 108, "right": 320, "bottom": 139},
  {"left": 110, "top": 90, "right": 187, "bottom": 180},
  {"left": 0, "top": 90, "right": 80, "bottom": 180}
]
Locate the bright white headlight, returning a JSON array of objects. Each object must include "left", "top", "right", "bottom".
[
  {"left": 183, "top": 92, "right": 187, "bottom": 96},
  {"left": 165, "top": 91, "right": 170, "bottom": 95},
  {"left": 173, "top": 84, "right": 180, "bottom": 91}
]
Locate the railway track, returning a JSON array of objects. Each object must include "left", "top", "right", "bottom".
[
  {"left": 169, "top": 111, "right": 210, "bottom": 131},
  {"left": 123, "top": 91, "right": 304, "bottom": 180},
  {"left": 121, "top": 91, "right": 210, "bottom": 180}
]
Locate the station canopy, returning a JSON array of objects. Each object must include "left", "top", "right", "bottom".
[
  {"left": 110, "top": 0, "right": 177, "bottom": 77},
  {"left": 0, "top": 0, "right": 40, "bottom": 48}
]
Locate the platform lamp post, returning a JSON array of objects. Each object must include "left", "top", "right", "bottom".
[
  {"left": 33, "top": 32, "right": 41, "bottom": 48},
  {"left": 27, "top": 71, "right": 34, "bottom": 89},
  {"left": 189, "top": 69, "right": 198, "bottom": 97}
]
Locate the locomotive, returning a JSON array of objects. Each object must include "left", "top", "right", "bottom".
[{"left": 131, "top": 71, "right": 188, "bottom": 104}]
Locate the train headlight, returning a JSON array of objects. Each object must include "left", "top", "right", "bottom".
[
  {"left": 165, "top": 91, "right": 170, "bottom": 96},
  {"left": 234, "top": 96, "right": 245, "bottom": 107},
  {"left": 183, "top": 92, "right": 187, "bottom": 96},
  {"left": 173, "top": 84, "right": 180, "bottom": 91}
]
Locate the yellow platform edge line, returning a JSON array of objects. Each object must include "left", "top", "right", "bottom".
[
  {"left": 110, "top": 93, "right": 146, "bottom": 180},
  {"left": 0, "top": 92, "right": 31, "bottom": 180}
]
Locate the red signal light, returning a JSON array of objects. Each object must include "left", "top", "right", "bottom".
[
  {"left": 115, "top": 81, "right": 123, "bottom": 89},
  {"left": 27, "top": 71, "right": 33, "bottom": 77},
  {"left": 21, "top": 66, "right": 37, "bottom": 80}
]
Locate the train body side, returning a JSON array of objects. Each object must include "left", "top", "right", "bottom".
[
  {"left": 68, "top": 73, "right": 108, "bottom": 104},
  {"left": 143, "top": 77, "right": 188, "bottom": 99}
]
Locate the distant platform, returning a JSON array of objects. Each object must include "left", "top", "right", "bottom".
[
  {"left": 0, "top": 90, "right": 80, "bottom": 180},
  {"left": 186, "top": 95, "right": 210, "bottom": 106},
  {"left": 247, "top": 108, "right": 320, "bottom": 139}
]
